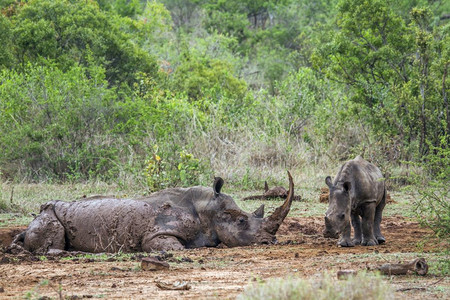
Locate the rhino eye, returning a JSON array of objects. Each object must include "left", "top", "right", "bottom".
[{"left": 237, "top": 216, "right": 247, "bottom": 224}]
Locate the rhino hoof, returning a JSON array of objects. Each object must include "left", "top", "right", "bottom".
[
  {"left": 376, "top": 236, "right": 386, "bottom": 244},
  {"left": 352, "top": 238, "right": 361, "bottom": 245},
  {"left": 338, "top": 240, "right": 355, "bottom": 247},
  {"left": 362, "top": 239, "right": 378, "bottom": 246}
]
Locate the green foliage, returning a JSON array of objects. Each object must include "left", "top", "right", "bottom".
[
  {"left": 413, "top": 187, "right": 449, "bottom": 244},
  {"left": 0, "top": 14, "right": 13, "bottom": 67},
  {"left": 0, "top": 63, "right": 118, "bottom": 180},
  {"left": 0, "top": 0, "right": 448, "bottom": 192},
  {"left": 144, "top": 145, "right": 211, "bottom": 191},
  {"left": 238, "top": 272, "right": 393, "bottom": 300},
  {"left": 312, "top": 0, "right": 449, "bottom": 162},
  {"left": 171, "top": 48, "right": 247, "bottom": 101},
  {"left": 7, "top": 0, "right": 158, "bottom": 86}
]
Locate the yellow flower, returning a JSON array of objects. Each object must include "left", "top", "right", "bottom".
[{"left": 155, "top": 154, "right": 161, "bottom": 161}]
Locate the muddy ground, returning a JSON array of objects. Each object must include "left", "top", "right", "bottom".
[{"left": 0, "top": 216, "right": 448, "bottom": 299}]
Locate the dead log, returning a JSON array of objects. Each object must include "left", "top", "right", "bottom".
[
  {"left": 141, "top": 257, "right": 170, "bottom": 271},
  {"left": 155, "top": 281, "right": 191, "bottom": 290},
  {"left": 377, "top": 258, "right": 428, "bottom": 276},
  {"left": 319, "top": 187, "right": 329, "bottom": 203},
  {"left": 337, "top": 258, "right": 429, "bottom": 279},
  {"left": 243, "top": 181, "right": 301, "bottom": 201}
]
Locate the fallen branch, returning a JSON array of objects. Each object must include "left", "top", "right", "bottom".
[
  {"left": 243, "top": 182, "right": 301, "bottom": 201},
  {"left": 377, "top": 258, "right": 428, "bottom": 276},
  {"left": 155, "top": 281, "right": 191, "bottom": 290},
  {"left": 396, "top": 287, "right": 426, "bottom": 292},
  {"left": 337, "top": 258, "right": 429, "bottom": 279}
]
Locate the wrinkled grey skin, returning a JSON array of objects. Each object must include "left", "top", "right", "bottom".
[
  {"left": 323, "top": 156, "right": 386, "bottom": 247},
  {"left": 11, "top": 172, "right": 294, "bottom": 254}
]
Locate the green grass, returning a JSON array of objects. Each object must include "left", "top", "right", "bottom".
[
  {"left": 0, "top": 213, "right": 32, "bottom": 228},
  {"left": 237, "top": 272, "right": 394, "bottom": 300},
  {"left": 0, "top": 181, "right": 148, "bottom": 215}
]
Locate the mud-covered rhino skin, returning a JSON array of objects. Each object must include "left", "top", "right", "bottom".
[
  {"left": 11, "top": 172, "right": 294, "bottom": 254},
  {"left": 323, "top": 156, "right": 386, "bottom": 247}
]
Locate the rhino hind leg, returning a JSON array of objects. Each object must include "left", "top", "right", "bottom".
[
  {"left": 24, "top": 202, "right": 66, "bottom": 254},
  {"left": 351, "top": 213, "right": 362, "bottom": 245},
  {"left": 141, "top": 234, "right": 184, "bottom": 252},
  {"left": 361, "top": 202, "right": 378, "bottom": 246},
  {"left": 374, "top": 192, "right": 386, "bottom": 244}
]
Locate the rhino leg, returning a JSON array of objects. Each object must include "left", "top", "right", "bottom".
[
  {"left": 338, "top": 222, "right": 354, "bottom": 247},
  {"left": 141, "top": 234, "right": 184, "bottom": 252},
  {"left": 361, "top": 202, "right": 378, "bottom": 246},
  {"left": 24, "top": 202, "right": 66, "bottom": 253},
  {"left": 351, "top": 213, "right": 362, "bottom": 245},
  {"left": 374, "top": 192, "right": 386, "bottom": 244}
]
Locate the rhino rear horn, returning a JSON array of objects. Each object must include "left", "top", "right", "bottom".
[
  {"left": 263, "top": 171, "right": 294, "bottom": 235},
  {"left": 253, "top": 204, "right": 265, "bottom": 218},
  {"left": 213, "top": 177, "right": 224, "bottom": 196}
]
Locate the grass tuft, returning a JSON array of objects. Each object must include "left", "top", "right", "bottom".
[{"left": 237, "top": 272, "right": 393, "bottom": 300}]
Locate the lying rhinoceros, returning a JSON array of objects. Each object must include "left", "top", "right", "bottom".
[
  {"left": 11, "top": 172, "right": 294, "bottom": 254},
  {"left": 323, "top": 156, "right": 386, "bottom": 247}
]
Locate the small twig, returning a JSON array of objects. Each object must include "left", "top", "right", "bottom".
[
  {"left": 428, "top": 277, "right": 445, "bottom": 286},
  {"left": 10, "top": 186, "right": 14, "bottom": 204},
  {"left": 396, "top": 276, "right": 445, "bottom": 292},
  {"left": 396, "top": 287, "right": 426, "bottom": 292}
]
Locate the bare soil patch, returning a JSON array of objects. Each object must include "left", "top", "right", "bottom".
[{"left": 0, "top": 217, "right": 448, "bottom": 299}]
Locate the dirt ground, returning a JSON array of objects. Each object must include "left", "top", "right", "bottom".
[{"left": 0, "top": 216, "right": 448, "bottom": 299}]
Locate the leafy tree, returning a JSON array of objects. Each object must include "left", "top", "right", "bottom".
[
  {"left": 8, "top": 0, "right": 158, "bottom": 86},
  {"left": 0, "top": 14, "right": 13, "bottom": 68}
]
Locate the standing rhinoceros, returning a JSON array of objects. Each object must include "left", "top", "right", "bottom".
[
  {"left": 323, "top": 156, "right": 386, "bottom": 247},
  {"left": 11, "top": 172, "right": 294, "bottom": 254}
]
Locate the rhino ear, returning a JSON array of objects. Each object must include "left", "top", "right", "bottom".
[
  {"left": 253, "top": 204, "right": 265, "bottom": 218},
  {"left": 325, "top": 176, "right": 333, "bottom": 188},
  {"left": 213, "top": 177, "right": 224, "bottom": 196},
  {"left": 264, "top": 181, "right": 269, "bottom": 193},
  {"left": 343, "top": 181, "right": 351, "bottom": 193}
]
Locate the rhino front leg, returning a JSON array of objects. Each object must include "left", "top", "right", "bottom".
[
  {"left": 351, "top": 213, "right": 362, "bottom": 245},
  {"left": 142, "top": 234, "right": 185, "bottom": 252},
  {"left": 361, "top": 202, "right": 378, "bottom": 246},
  {"left": 338, "top": 222, "right": 354, "bottom": 247}
]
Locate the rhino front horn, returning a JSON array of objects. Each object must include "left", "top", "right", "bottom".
[{"left": 263, "top": 171, "right": 294, "bottom": 235}]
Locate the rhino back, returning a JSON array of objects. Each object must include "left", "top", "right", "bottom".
[
  {"left": 335, "top": 158, "right": 384, "bottom": 206},
  {"left": 54, "top": 199, "right": 157, "bottom": 252}
]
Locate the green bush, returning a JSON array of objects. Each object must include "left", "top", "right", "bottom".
[{"left": 144, "top": 146, "right": 212, "bottom": 191}]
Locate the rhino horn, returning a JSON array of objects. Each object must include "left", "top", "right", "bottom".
[
  {"left": 253, "top": 204, "right": 265, "bottom": 218},
  {"left": 262, "top": 171, "right": 294, "bottom": 235}
]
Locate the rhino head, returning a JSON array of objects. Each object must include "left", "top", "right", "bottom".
[
  {"left": 210, "top": 171, "right": 294, "bottom": 247},
  {"left": 323, "top": 176, "right": 352, "bottom": 240}
]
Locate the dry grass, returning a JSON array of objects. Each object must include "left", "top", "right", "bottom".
[{"left": 237, "top": 272, "right": 394, "bottom": 300}]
